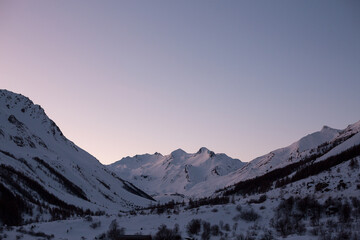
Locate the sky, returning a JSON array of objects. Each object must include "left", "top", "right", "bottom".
[{"left": 1, "top": 1, "right": 359, "bottom": 164}]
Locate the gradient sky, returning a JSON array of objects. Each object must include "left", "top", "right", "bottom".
[{"left": 1, "top": 1, "right": 359, "bottom": 164}]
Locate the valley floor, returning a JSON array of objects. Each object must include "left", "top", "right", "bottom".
[{"left": 1, "top": 185, "right": 359, "bottom": 240}]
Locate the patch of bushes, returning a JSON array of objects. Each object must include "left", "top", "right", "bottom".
[
  {"left": 271, "top": 195, "right": 360, "bottom": 237},
  {"left": 315, "top": 182, "right": 329, "bottom": 192},
  {"left": 107, "top": 219, "right": 125, "bottom": 240},
  {"left": 210, "top": 225, "right": 220, "bottom": 236},
  {"left": 248, "top": 195, "right": 267, "bottom": 204},
  {"left": 16, "top": 228, "right": 54, "bottom": 240},
  {"left": 90, "top": 221, "right": 101, "bottom": 229},
  {"left": 187, "top": 196, "right": 230, "bottom": 209},
  {"left": 233, "top": 207, "right": 260, "bottom": 222},
  {"left": 153, "top": 224, "right": 182, "bottom": 240},
  {"left": 240, "top": 209, "right": 260, "bottom": 222},
  {"left": 201, "top": 222, "right": 211, "bottom": 240},
  {"left": 186, "top": 219, "right": 202, "bottom": 236},
  {"left": 185, "top": 219, "right": 226, "bottom": 238}
]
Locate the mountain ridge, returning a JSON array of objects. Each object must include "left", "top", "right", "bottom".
[
  {"left": 109, "top": 119, "right": 360, "bottom": 202},
  {"left": 1, "top": 89, "right": 360, "bottom": 231},
  {"left": 109, "top": 147, "right": 244, "bottom": 201},
  {"left": 0, "top": 89, "right": 154, "bottom": 225}
]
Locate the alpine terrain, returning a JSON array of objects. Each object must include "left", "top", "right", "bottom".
[
  {"left": 0, "top": 89, "right": 359, "bottom": 240},
  {"left": 0, "top": 89, "right": 154, "bottom": 226},
  {"left": 109, "top": 147, "right": 245, "bottom": 201}
]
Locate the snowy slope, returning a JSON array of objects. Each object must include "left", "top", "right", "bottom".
[
  {"left": 316, "top": 121, "right": 360, "bottom": 161},
  {"left": 1, "top": 89, "right": 359, "bottom": 239},
  {"left": 226, "top": 126, "right": 341, "bottom": 183},
  {"left": 3, "top": 151, "right": 359, "bottom": 240},
  {"left": 220, "top": 120, "right": 360, "bottom": 190},
  {"left": 109, "top": 120, "right": 360, "bottom": 201},
  {"left": 0, "top": 90, "right": 154, "bottom": 223},
  {"left": 109, "top": 147, "right": 245, "bottom": 200}
]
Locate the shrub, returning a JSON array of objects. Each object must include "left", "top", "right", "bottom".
[
  {"left": 153, "top": 224, "right": 182, "bottom": 240},
  {"left": 201, "top": 221, "right": 211, "bottom": 240},
  {"left": 240, "top": 209, "right": 259, "bottom": 222},
  {"left": 186, "top": 219, "right": 202, "bottom": 236},
  {"left": 235, "top": 234, "right": 245, "bottom": 240},
  {"left": 271, "top": 197, "right": 312, "bottom": 237},
  {"left": 236, "top": 204, "right": 242, "bottom": 212},
  {"left": 223, "top": 223, "right": 231, "bottom": 231},
  {"left": 349, "top": 158, "right": 359, "bottom": 169},
  {"left": 336, "top": 229, "right": 351, "bottom": 240},
  {"left": 90, "top": 221, "right": 101, "bottom": 229},
  {"left": 259, "top": 230, "right": 274, "bottom": 240},
  {"left": 107, "top": 219, "right": 125, "bottom": 240},
  {"left": 84, "top": 215, "right": 93, "bottom": 222},
  {"left": 351, "top": 197, "right": 360, "bottom": 219},
  {"left": 248, "top": 195, "right": 267, "bottom": 204},
  {"left": 315, "top": 182, "right": 329, "bottom": 192},
  {"left": 210, "top": 225, "right": 220, "bottom": 236},
  {"left": 232, "top": 223, "right": 238, "bottom": 231},
  {"left": 339, "top": 201, "right": 351, "bottom": 223},
  {"left": 94, "top": 233, "right": 106, "bottom": 240}
]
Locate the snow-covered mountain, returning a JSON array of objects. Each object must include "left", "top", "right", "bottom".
[
  {"left": 1, "top": 89, "right": 360, "bottom": 239},
  {"left": 0, "top": 89, "right": 154, "bottom": 225},
  {"left": 2, "top": 134, "right": 359, "bottom": 240},
  {"left": 225, "top": 126, "right": 341, "bottom": 183},
  {"left": 225, "top": 120, "right": 360, "bottom": 186},
  {"left": 109, "top": 120, "right": 360, "bottom": 201},
  {"left": 109, "top": 147, "right": 245, "bottom": 201}
]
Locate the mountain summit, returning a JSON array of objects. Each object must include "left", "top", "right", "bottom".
[
  {"left": 0, "top": 89, "right": 154, "bottom": 225},
  {"left": 109, "top": 147, "right": 245, "bottom": 201},
  {"left": 109, "top": 120, "right": 360, "bottom": 202}
]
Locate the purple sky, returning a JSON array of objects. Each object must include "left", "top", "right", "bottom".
[{"left": 1, "top": 1, "right": 359, "bottom": 164}]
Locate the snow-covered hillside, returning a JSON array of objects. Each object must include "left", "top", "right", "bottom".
[
  {"left": 225, "top": 120, "right": 360, "bottom": 186},
  {"left": 109, "top": 147, "right": 245, "bottom": 201},
  {"left": 109, "top": 120, "right": 360, "bottom": 202},
  {"left": 1, "top": 89, "right": 360, "bottom": 240},
  {"left": 0, "top": 89, "right": 154, "bottom": 225},
  {"left": 2, "top": 147, "right": 359, "bottom": 240}
]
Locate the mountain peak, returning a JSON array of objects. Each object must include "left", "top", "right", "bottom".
[
  {"left": 196, "top": 147, "right": 215, "bottom": 157},
  {"left": 321, "top": 125, "right": 330, "bottom": 131},
  {"left": 0, "top": 90, "right": 154, "bottom": 219},
  {"left": 344, "top": 120, "right": 360, "bottom": 134},
  {"left": 318, "top": 125, "right": 341, "bottom": 139},
  {"left": 0, "top": 89, "right": 36, "bottom": 112},
  {"left": 0, "top": 89, "right": 73, "bottom": 149},
  {"left": 170, "top": 148, "right": 187, "bottom": 158},
  {"left": 198, "top": 147, "right": 209, "bottom": 153},
  {"left": 320, "top": 125, "right": 339, "bottom": 133},
  {"left": 0, "top": 89, "right": 46, "bottom": 122},
  {"left": 110, "top": 147, "right": 245, "bottom": 199}
]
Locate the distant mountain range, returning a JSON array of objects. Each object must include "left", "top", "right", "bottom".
[
  {"left": 109, "top": 118, "right": 360, "bottom": 201},
  {"left": 108, "top": 147, "right": 245, "bottom": 201},
  {"left": 1, "top": 89, "right": 360, "bottom": 227}
]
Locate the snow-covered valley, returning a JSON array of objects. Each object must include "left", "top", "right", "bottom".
[
  {"left": 2, "top": 154, "right": 360, "bottom": 240},
  {"left": 1, "top": 89, "right": 360, "bottom": 240}
]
